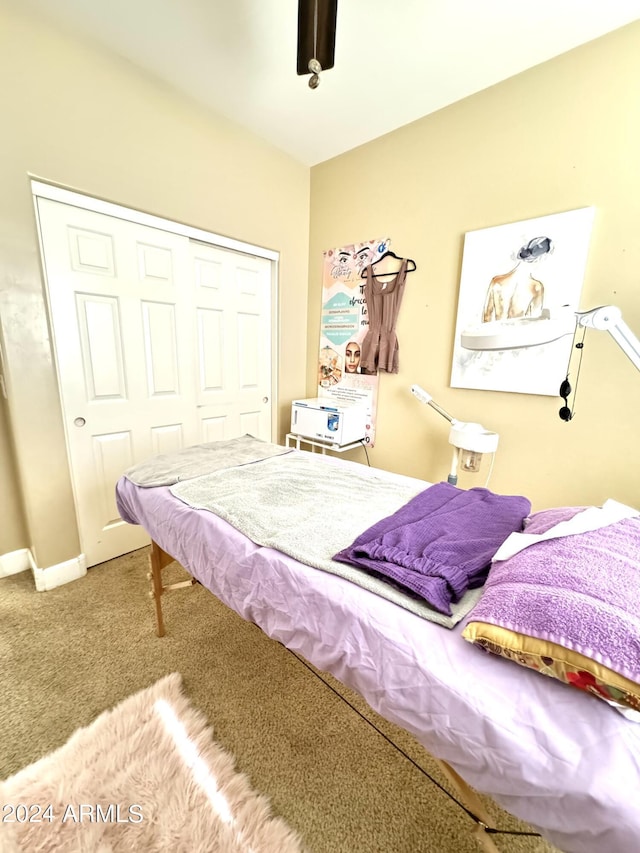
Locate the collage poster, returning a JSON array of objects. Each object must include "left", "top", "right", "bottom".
[{"left": 317, "top": 238, "right": 390, "bottom": 446}]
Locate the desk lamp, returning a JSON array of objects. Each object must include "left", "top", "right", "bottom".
[{"left": 410, "top": 385, "right": 499, "bottom": 486}]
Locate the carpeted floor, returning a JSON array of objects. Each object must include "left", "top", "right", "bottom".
[{"left": 0, "top": 549, "right": 559, "bottom": 853}]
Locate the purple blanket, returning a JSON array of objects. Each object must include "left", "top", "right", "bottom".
[{"left": 333, "top": 482, "right": 531, "bottom": 615}]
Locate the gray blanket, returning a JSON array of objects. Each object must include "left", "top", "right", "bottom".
[
  {"left": 170, "top": 453, "right": 482, "bottom": 628},
  {"left": 124, "top": 434, "right": 292, "bottom": 487}
]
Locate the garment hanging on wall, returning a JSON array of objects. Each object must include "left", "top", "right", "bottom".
[{"left": 360, "top": 258, "right": 409, "bottom": 374}]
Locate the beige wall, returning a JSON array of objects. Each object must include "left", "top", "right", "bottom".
[
  {"left": 0, "top": 3, "right": 309, "bottom": 564},
  {"left": 309, "top": 22, "right": 640, "bottom": 511},
  {"left": 3, "top": 7, "right": 639, "bottom": 569}
]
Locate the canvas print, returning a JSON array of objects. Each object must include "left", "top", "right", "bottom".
[{"left": 450, "top": 207, "right": 595, "bottom": 396}]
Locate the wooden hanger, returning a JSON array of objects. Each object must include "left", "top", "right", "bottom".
[{"left": 361, "top": 250, "right": 416, "bottom": 278}]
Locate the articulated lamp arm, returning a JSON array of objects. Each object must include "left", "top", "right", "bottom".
[{"left": 576, "top": 306, "right": 640, "bottom": 371}]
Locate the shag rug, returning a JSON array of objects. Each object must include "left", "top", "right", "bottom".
[{"left": 0, "top": 673, "right": 305, "bottom": 853}]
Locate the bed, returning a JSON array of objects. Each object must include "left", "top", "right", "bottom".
[{"left": 115, "top": 439, "right": 640, "bottom": 853}]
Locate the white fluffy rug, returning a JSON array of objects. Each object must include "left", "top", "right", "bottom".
[{"left": 0, "top": 673, "right": 305, "bottom": 852}]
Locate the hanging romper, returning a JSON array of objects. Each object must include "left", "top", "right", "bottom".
[{"left": 360, "top": 259, "right": 408, "bottom": 374}]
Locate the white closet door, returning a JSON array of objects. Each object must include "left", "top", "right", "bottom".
[
  {"left": 36, "top": 197, "right": 273, "bottom": 566},
  {"left": 191, "top": 241, "right": 273, "bottom": 442}
]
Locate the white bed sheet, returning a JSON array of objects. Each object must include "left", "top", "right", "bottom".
[{"left": 115, "top": 456, "right": 640, "bottom": 853}]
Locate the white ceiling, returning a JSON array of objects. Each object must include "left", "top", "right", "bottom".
[{"left": 19, "top": 0, "right": 640, "bottom": 166}]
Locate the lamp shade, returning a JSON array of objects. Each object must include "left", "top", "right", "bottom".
[
  {"left": 460, "top": 310, "right": 575, "bottom": 351},
  {"left": 449, "top": 422, "right": 499, "bottom": 454}
]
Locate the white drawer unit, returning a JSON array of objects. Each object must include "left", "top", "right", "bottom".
[{"left": 290, "top": 397, "right": 367, "bottom": 446}]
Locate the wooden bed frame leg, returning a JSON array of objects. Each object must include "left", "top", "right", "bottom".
[
  {"left": 471, "top": 824, "right": 502, "bottom": 853},
  {"left": 148, "top": 540, "right": 167, "bottom": 638},
  {"left": 436, "top": 759, "right": 502, "bottom": 853},
  {"left": 147, "top": 540, "right": 198, "bottom": 637}
]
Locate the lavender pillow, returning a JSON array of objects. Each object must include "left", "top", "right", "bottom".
[{"left": 463, "top": 508, "right": 640, "bottom": 715}]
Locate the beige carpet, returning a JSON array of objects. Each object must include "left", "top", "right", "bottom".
[
  {"left": 0, "top": 673, "right": 304, "bottom": 853},
  {"left": 0, "top": 548, "right": 559, "bottom": 852}
]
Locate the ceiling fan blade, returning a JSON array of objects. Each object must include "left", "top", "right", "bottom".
[{"left": 297, "top": 0, "right": 338, "bottom": 75}]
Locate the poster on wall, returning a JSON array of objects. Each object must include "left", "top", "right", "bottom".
[
  {"left": 450, "top": 207, "right": 595, "bottom": 396},
  {"left": 318, "top": 238, "right": 390, "bottom": 445}
]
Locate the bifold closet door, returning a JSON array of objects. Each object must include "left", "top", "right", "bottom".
[{"left": 36, "top": 196, "right": 273, "bottom": 566}]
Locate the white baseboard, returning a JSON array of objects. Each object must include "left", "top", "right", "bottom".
[
  {"left": 30, "top": 552, "right": 87, "bottom": 592},
  {"left": 0, "top": 548, "right": 31, "bottom": 578}
]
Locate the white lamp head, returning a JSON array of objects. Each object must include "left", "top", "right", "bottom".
[
  {"left": 448, "top": 421, "right": 499, "bottom": 474},
  {"left": 410, "top": 385, "right": 499, "bottom": 484},
  {"left": 460, "top": 308, "right": 576, "bottom": 351}
]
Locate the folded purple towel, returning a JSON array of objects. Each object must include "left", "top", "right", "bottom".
[
  {"left": 468, "top": 507, "right": 640, "bottom": 682},
  {"left": 333, "top": 482, "right": 531, "bottom": 615}
]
